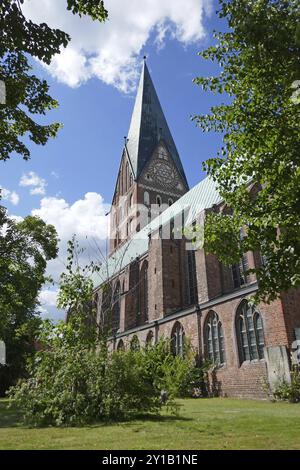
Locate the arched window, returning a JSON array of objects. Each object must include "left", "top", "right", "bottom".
[
  {"left": 144, "top": 191, "right": 150, "bottom": 206},
  {"left": 117, "top": 339, "right": 125, "bottom": 351},
  {"left": 130, "top": 335, "right": 140, "bottom": 351},
  {"left": 128, "top": 260, "right": 140, "bottom": 328},
  {"left": 231, "top": 254, "right": 249, "bottom": 288},
  {"left": 204, "top": 311, "right": 226, "bottom": 365},
  {"left": 168, "top": 198, "right": 173, "bottom": 207},
  {"left": 236, "top": 301, "right": 265, "bottom": 363},
  {"left": 125, "top": 162, "right": 129, "bottom": 192},
  {"left": 112, "top": 281, "right": 121, "bottom": 334},
  {"left": 156, "top": 195, "right": 162, "bottom": 207},
  {"left": 187, "top": 251, "right": 198, "bottom": 305},
  {"left": 231, "top": 229, "right": 249, "bottom": 288},
  {"left": 171, "top": 322, "right": 185, "bottom": 356},
  {"left": 146, "top": 330, "right": 154, "bottom": 347},
  {"left": 101, "top": 285, "right": 111, "bottom": 331},
  {"left": 129, "top": 218, "right": 133, "bottom": 233},
  {"left": 139, "top": 261, "right": 148, "bottom": 323}
]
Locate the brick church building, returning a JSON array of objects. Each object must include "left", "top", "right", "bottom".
[{"left": 92, "top": 60, "right": 300, "bottom": 399}]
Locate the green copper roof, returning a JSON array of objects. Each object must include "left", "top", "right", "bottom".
[
  {"left": 92, "top": 176, "right": 222, "bottom": 289},
  {"left": 126, "top": 61, "right": 188, "bottom": 188}
]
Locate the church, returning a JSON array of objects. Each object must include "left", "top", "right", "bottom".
[{"left": 92, "top": 60, "right": 300, "bottom": 399}]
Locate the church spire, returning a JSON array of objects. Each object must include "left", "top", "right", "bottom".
[{"left": 125, "top": 60, "right": 188, "bottom": 189}]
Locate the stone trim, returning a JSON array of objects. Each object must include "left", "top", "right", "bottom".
[{"left": 138, "top": 183, "right": 182, "bottom": 198}]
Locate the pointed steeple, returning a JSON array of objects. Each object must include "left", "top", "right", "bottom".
[{"left": 125, "top": 60, "right": 188, "bottom": 189}]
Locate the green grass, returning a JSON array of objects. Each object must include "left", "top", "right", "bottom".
[{"left": 0, "top": 398, "right": 300, "bottom": 449}]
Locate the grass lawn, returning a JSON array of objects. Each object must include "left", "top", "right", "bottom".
[{"left": 0, "top": 397, "right": 300, "bottom": 450}]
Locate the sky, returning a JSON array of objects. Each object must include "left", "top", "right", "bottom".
[{"left": 1, "top": 0, "right": 226, "bottom": 321}]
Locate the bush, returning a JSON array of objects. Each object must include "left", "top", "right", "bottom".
[
  {"left": 273, "top": 369, "right": 300, "bottom": 403},
  {"left": 8, "top": 322, "right": 201, "bottom": 426}
]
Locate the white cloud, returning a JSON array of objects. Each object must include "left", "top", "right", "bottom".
[
  {"left": 39, "top": 289, "right": 58, "bottom": 307},
  {"left": 32, "top": 192, "right": 109, "bottom": 246},
  {"left": 0, "top": 185, "right": 20, "bottom": 205},
  {"left": 19, "top": 171, "right": 47, "bottom": 196},
  {"left": 38, "top": 289, "right": 65, "bottom": 322},
  {"left": 9, "top": 214, "right": 24, "bottom": 223},
  {"left": 32, "top": 192, "right": 110, "bottom": 320},
  {"left": 22, "top": 0, "right": 213, "bottom": 92}
]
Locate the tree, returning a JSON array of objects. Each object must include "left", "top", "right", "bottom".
[
  {"left": 0, "top": 204, "right": 58, "bottom": 394},
  {"left": 0, "top": 0, "right": 107, "bottom": 161},
  {"left": 57, "top": 235, "right": 141, "bottom": 340},
  {"left": 193, "top": 0, "right": 300, "bottom": 302}
]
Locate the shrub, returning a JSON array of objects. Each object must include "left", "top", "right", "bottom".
[
  {"left": 8, "top": 322, "right": 201, "bottom": 426},
  {"left": 273, "top": 369, "right": 300, "bottom": 403}
]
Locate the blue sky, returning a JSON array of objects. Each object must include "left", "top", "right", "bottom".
[{"left": 1, "top": 0, "right": 226, "bottom": 319}]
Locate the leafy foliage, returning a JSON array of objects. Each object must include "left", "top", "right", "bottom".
[
  {"left": 0, "top": 204, "right": 58, "bottom": 395},
  {"left": 57, "top": 236, "right": 98, "bottom": 343},
  {"left": 0, "top": 0, "right": 107, "bottom": 161},
  {"left": 194, "top": 0, "right": 300, "bottom": 302},
  {"left": 8, "top": 320, "right": 202, "bottom": 426},
  {"left": 273, "top": 369, "right": 300, "bottom": 403}
]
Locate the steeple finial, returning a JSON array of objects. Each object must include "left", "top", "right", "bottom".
[{"left": 143, "top": 55, "right": 147, "bottom": 62}]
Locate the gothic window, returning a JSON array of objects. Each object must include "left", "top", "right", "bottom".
[
  {"left": 187, "top": 251, "right": 198, "bottom": 305},
  {"left": 117, "top": 339, "right": 125, "bottom": 351},
  {"left": 148, "top": 157, "right": 179, "bottom": 190},
  {"left": 232, "top": 229, "right": 250, "bottom": 288},
  {"left": 236, "top": 301, "right": 265, "bottom": 363},
  {"left": 157, "top": 145, "right": 168, "bottom": 160},
  {"left": 168, "top": 198, "right": 173, "bottom": 206},
  {"left": 129, "top": 193, "right": 133, "bottom": 207},
  {"left": 231, "top": 254, "right": 250, "bottom": 288},
  {"left": 101, "top": 285, "right": 111, "bottom": 330},
  {"left": 144, "top": 191, "right": 150, "bottom": 206},
  {"left": 125, "top": 162, "right": 129, "bottom": 192},
  {"left": 170, "top": 217, "right": 174, "bottom": 239},
  {"left": 171, "top": 322, "right": 185, "bottom": 356},
  {"left": 128, "top": 260, "right": 140, "bottom": 328},
  {"left": 112, "top": 281, "right": 121, "bottom": 334},
  {"left": 129, "top": 218, "right": 133, "bottom": 233},
  {"left": 156, "top": 195, "right": 162, "bottom": 207},
  {"left": 204, "top": 311, "right": 226, "bottom": 365},
  {"left": 130, "top": 335, "right": 140, "bottom": 351},
  {"left": 139, "top": 261, "right": 149, "bottom": 323},
  {"left": 146, "top": 330, "right": 154, "bottom": 347}
]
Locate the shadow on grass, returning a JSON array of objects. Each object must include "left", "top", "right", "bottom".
[
  {"left": 0, "top": 399, "right": 191, "bottom": 430},
  {"left": 0, "top": 400, "right": 23, "bottom": 428}
]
